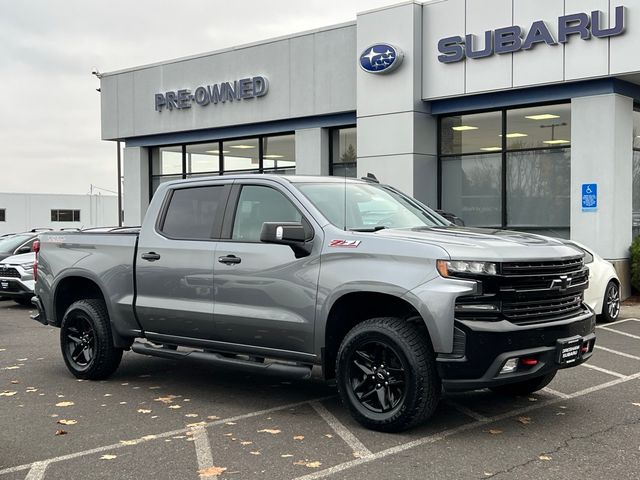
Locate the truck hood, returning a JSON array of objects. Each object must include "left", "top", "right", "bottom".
[{"left": 375, "top": 226, "right": 582, "bottom": 262}]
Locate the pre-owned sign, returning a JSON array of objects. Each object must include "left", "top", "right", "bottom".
[
  {"left": 154, "top": 76, "right": 268, "bottom": 112},
  {"left": 438, "top": 6, "right": 626, "bottom": 64}
]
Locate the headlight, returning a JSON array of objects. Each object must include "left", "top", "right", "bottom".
[
  {"left": 20, "top": 262, "right": 34, "bottom": 271},
  {"left": 437, "top": 259, "right": 498, "bottom": 277}
]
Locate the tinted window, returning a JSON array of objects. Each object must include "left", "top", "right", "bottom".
[
  {"left": 162, "top": 186, "right": 227, "bottom": 239},
  {"left": 0, "top": 209, "right": 5, "bottom": 221},
  {"left": 232, "top": 186, "right": 302, "bottom": 242}
]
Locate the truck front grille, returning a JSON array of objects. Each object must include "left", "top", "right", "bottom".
[{"left": 502, "top": 294, "right": 584, "bottom": 325}]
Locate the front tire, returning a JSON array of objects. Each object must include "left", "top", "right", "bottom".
[
  {"left": 489, "top": 371, "right": 557, "bottom": 396},
  {"left": 60, "top": 299, "right": 123, "bottom": 380},
  {"left": 336, "top": 317, "right": 440, "bottom": 432},
  {"left": 598, "top": 281, "right": 620, "bottom": 323}
]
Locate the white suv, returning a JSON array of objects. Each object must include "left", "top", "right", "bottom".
[{"left": 0, "top": 252, "right": 36, "bottom": 306}]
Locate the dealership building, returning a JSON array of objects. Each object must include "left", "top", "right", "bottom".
[{"left": 100, "top": 0, "right": 640, "bottom": 295}]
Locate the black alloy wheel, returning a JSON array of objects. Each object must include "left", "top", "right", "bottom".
[
  {"left": 348, "top": 341, "right": 407, "bottom": 414},
  {"left": 62, "top": 314, "right": 96, "bottom": 370},
  {"left": 60, "top": 299, "right": 123, "bottom": 380},
  {"left": 600, "top": 281, "right": 620, "bottom": 323}
]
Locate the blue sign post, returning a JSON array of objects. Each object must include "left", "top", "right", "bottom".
[{"left": 582, "top": 183, "right": 598, "bottom": 212}]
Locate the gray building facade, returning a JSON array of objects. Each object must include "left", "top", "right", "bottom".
[{"left": 100, "top": 0, "right": 640, "bottom": 296}]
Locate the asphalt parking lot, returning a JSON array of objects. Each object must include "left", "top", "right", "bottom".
[{"left": 1, "top": 300, "right": 639, "bottom": 480}]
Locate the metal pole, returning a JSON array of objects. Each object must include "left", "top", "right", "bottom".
[{"left": 117, "top": 141, "right": 122, "bottom": 226}]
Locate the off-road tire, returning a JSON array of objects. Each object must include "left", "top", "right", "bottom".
[
  {"left": 336, "top": 317, "right": 440, "bottom": 432},
  {"left": 489, "top": 371, "right": 557, "bottom": 396},
  {"left": 60, "top": 299, "right": 123, "bottom": 380}
]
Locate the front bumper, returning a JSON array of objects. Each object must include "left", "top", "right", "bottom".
[
  {"left": 0, "top": 277, "right": 35, "bottom": 300},
  {"left": 437, "top": 307, "right": 596, "bottom": 392}
]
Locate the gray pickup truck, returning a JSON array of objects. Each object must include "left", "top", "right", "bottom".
[{"left": 32, "top": 175, "right": 596, "bottom": 432}]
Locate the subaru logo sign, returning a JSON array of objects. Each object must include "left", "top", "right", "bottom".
[{"left": 359, "top": 44, "right": 404, "bottom": 74}]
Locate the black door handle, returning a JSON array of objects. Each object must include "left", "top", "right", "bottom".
[
  {"left": 141, "top": 252, "right": 161, "bottom": 261},
  {"left": 218, "top": 255, "right": 241, "bottom": 265}
]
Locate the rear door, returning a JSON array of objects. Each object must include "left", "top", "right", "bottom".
[
  {"left": 135, "top": 181, "right": 231, "bottom": 340},
  {"left": 213, "top": 180, "right": 321, "bottom": 354}
]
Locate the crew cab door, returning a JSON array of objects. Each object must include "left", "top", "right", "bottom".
[
  {"left": 135, "top": 182, "right": 231, "bottom": 340},
  {"left": 213, "top": 181, "right": 321, "bottom": 354}
]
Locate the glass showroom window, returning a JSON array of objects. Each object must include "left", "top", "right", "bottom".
[
  {"left": 0, "top": 209, "right": 5, "bottom": 222},
  {"left": 150, "top": 146, "right": 184, "bottom": 194},
  {"left": 186, "top": 142, "right": 221, "bottom": 178},
  {"left": 440, "top": 103, "right": 571, "bottom": 237},
  {"left": 222, "top": 138, "right": 260, "bottom": 173},
  {"left": 632, "top": 109, "right": 640, "bottom": 238},
  {"left": 331, "top": 127, "right": 357, "bottom": 177},
  {"left": 262, "top": 134, "right": 295, "bottom": 174}
]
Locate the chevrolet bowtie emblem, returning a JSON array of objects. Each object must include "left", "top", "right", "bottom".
[{"left": 550, "top": 275, "right": 572, "bottom": 291}]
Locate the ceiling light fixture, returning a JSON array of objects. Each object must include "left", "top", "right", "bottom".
[
  {"left": 263, "top": 154, "right": 284, "bottom": 159},
  {"left": 451, "top": 126, "right": 479, "bottom": 131},
  {"left": 229, "top": 145, "right": 255, "bottom": 149},
  {"left": 205, "top": 150, "right": 229, "bottom": 154},
  {"left": 499, "top": 133, "right": 529, "bottom": 138},
  {"left": 543, "top": 139, "right": 570, "bottom": 145},
  {"left": 525, "top": 114, "right": 561, "bottom": 120},
  {"left": 480, "top": 147, "right": 502, "bottom": 151}
]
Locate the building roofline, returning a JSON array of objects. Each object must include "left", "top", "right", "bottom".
[
  {"left": 0, "top": 192, "right": 117, "bottom": 198},
  {"left": 100, "top": 20, "right": 356, "bottom": 78}
]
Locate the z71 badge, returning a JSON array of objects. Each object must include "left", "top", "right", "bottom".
[{"left": 329, "top": 239, "right": 361, "bottom": 248}]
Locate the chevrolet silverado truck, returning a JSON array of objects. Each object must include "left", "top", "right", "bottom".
[{"left": 31, "top": 175, "right": 596, "bottom": 432}]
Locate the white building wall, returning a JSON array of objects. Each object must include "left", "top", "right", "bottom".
[{"left": 0, "top": 193, "right": 119, "bottom": 235}]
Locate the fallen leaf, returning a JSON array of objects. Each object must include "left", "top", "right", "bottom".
[
  {"left": 119, "top": 402, "right": 127, "bottom": 405},
  {"left": 0, "top": 348, "right": 5, "bottom": 351},
  {"left": 103, "top": 394, "right": 112, "bottom": 397},
  {"left": 187, "top": 422, "right": 207, "bottom": 428},
  {"left": 517, "top": 416, "right": 532, "bottom": 425},
  {"left": 149, "top": 386, "right": 161, "bottom": 390},
  {"left": 3, "top": 366, "right": 19, "bottom": 370},
  {"left": 25, "top": 388, "right": 38, "bottom": 393},
  {"left": 50, "top": 414, "right": 59, "bottom": 418},
  {"left": 281, "top": 454, "right": 293, "bottom": 458},
  {"left": 258, "top": 429, "right": 281, "bottom": 435},
  {"left": 293, "top": 435, "right": 305, "bottom": 440},
  {"left": 151, "top": 416, "right": 158, "bottom": 419},
  {"left": 55, "top": 401, "right": 75, "bottom": 407},
  {"left": 487, "top": 429, "right": 503, "bottom": 435},
  {"left": 226, "top": 422, "right": 236, "bottom": 425},
  {"left": 539, "top": 455, "right": 552, "bottom": 461},
  {"left": 55, "top": 429, "right": 67, "bottom": 436},
  {"left": 142, "top": 435, "right": 157, "bottom": 441},
  {"left": 632, "top": 403, "right": 640, "bottom": 407},
  {"left": 137, "top": 409, "right": 152, "bottom": 414},
  {"left": 10, "top": 380, "right": 19, "bottom": 384},
  {"left": 17, "top": 358, "right": 27, "bottom": 361},
  {"left": 120, "top": 383, "right": 129, "bottom": 386},
  {"left": 207, "top": 416, "right": 220, "bottom": 421},
  {"left": 0, "top": 391, "right": 17, "bottom": 397},
  {"left": 119, "top": 440, "right": 139, "bottom": 446},
  {"left": 100, "top": 454, "right": 117, "bottom": 460},
  {"left": 484, "top": 473, "right": 493, "bottom": 477},
  {"left": 168, "top": 405, "right": 182, "bottom": 409},
  {"left": 249, "top": 451, "right": 261, "bottom": 455},
  {"left": 139, "top": 374, "right": 151, "bottom": 378},
  {"left": 223, "top": 433, "right": 233, "bottom": 437},
  {"left": 198, "top": 466, "right": 227, "bottom": 478},
  {"left": 240, "top": 441, "right": 253, "bottom": 446},
  {"left": 528, "top": 397, "right": 538, "bottom": 402},
  {"left": 324, "top": 434, "right": 333, "bottom": 438},
  {"left": 155, "top": 395, "right": 179, "bottom": 404},
  {"left": 183, "top": 399, "right": 191, "bottom": 402},
  {"left": 57, "top": 419, "right": 77, "bottom": 425},
  {"left": 185, "top": 413, "right": 199, "bottom": 418},
  {"left": 173, "top": 436, "right": 186, "bottom": 439},
  {"left": 294, "top": 460, "right": 322, "bottom": 468}
]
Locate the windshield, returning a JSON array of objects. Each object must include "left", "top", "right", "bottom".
[
  {"left": 296, "top": 182, "right": 450, "bottom": 231},
  {"left": 0, "top": 234, "right": 33, "bottom": 253}
]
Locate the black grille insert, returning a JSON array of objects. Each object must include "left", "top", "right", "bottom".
[
  {"left": 502, "top": 257, "right": 584, "bottom": 276},
  {"left": 0, "top": 267, "right": 20, "bottom": 278},
  {"left": 502, "top": 294, "right": 584, "bottom": 325}
]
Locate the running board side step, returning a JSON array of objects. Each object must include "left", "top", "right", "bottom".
[{"left": 131, "top": 342, "right": 313, "bottom": 379}]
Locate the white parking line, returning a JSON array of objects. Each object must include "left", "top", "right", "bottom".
[
  {"left": 0, "top": 395, "right": 335, "bottom": 477},
  {"left": 446, "top": 400, "right": 489, "bottom": 421},
  {"left": 594, "top": 345, "right": 640, "bottom": 361},
  {"left": 192, "top": 427, "right": 214, "bottom": 471},
  {"left": 291, "top": 372, "right": 640, "bottom": 480},
  {"left": 541, "top": 387, "right": 571, "bottom": 399},
  {"left": 598, "top": 326, "right": 640, "bottom": 340},
  {"left": 596, "top": 318, "right": 640, "bottom": 328},
  {"left": 579, "top": 363, "right": 627, "bottom": 379},
  {"left": 310, "top": 401, "right": 372, "bottom": 458},
  {"left": 23, "top": 462, "right": 48, "bottom": 480}
]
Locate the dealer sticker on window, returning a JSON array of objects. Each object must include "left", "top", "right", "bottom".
[{"left": 329, "top": 239, "right": 361, "bottom": 248}]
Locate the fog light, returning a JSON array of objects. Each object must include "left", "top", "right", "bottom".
[{"left": 500, "top": 358, "right": 519, "bottom": 374}]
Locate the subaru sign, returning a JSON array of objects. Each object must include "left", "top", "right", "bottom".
[
  {"left": 155, "top": 76, "right": 269, "bottom": 112},
  {"left": 359, "top": 44, "right": 404, "bottom": 74},
  {"left": 438, "top": 6, "right": 626, "bottom": 64}
]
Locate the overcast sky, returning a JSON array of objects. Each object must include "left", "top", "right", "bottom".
[{"left": 0, "top": 0, "right": 391, "bottom": 195}]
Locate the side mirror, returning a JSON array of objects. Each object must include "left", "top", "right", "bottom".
[
  {"left": 260, "top": 222, "right": 312, "bottom": 258},
  {"left": 16, "top": 245, "right": 32, "bottom": 254}
]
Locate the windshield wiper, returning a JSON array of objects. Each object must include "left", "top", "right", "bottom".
[{"left": 348, "top": 226, "right": 388, "bottom": 232}]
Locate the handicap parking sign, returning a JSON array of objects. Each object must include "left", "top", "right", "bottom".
[{"left": 582, "top": 183, "right": 597, "bottom": 211}]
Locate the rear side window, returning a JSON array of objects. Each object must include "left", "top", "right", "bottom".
[
  {"left": 232, "top": 185, "right": 302, "bottom": 242},
  {"left": 161, "top": 186, "right": 227, "bottom": 239}
]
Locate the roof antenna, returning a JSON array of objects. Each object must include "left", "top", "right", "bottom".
[{"left": 361, "top": 172, "right": 379, "bottom": 183}]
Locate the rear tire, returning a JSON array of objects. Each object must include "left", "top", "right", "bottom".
[
  {"left": 60, "top": 299, "right": 123, "bottom": 380},
  {"left": 489, "top": 371, "right": 557, "bottom": 396},
  {"left": 336, "top": 317, "right": 440, "bottom": 432},
  {"left": 598, "top": 281, "right": 620, "bottom": 323}
]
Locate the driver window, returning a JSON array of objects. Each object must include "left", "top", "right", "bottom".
[{"left": 232, "top": 186, "right": 302, "bottom": 242}]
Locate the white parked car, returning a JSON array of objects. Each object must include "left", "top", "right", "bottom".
[
  {"left": 565, "top": 240, "right": 620, "bottom": 323},
  {"left": 0, "top": 252, "right": 36, "bottom": 306}
]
